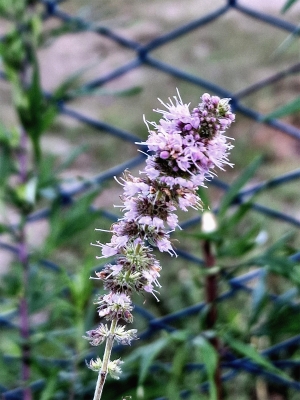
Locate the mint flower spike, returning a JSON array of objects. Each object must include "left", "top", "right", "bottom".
[
  {"left": 88, "top": 90, "right": 235, "bottom": 400},
  {"left": 140, "top": 90, "right": 235, "bottom": 184}
]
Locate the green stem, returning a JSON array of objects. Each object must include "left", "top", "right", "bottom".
[{"left": 93, "top": 318, "right": 118, "bottom": 400}]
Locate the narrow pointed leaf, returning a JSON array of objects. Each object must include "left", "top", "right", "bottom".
[
  {"left": 263, "top": 97, "right": 300, "bottom": 121},
  {"left": 281, "top": 0, "right": 299, "bottom": 12},
  {"left": 218, "top": 156, "right": 262, "bottom": 217},
  {"left": 222, "top": 332, "right": 288, "bottom": 378},
  {"left": 193, "top": 336, "right": 218, "bottom": 400},
  {"left": 138, "top": 337, "right": 171, "bottom": 385}
]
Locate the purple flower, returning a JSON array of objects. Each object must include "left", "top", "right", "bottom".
[
  {"left": 88, "top": 90, "right": 235, "bottom": 363},
  {"left": 91, "top": 239, "right": 120, "bottom": 258},
  {"left": 139, "top": 90, "right": 234, "bottom": 184},
  {"left": 97, "top": 293, "right": 133, "bottom": 322},
  {"left": 91, "top": 90, "right": 234, "bottom": 300},
  {"left": 114, "top": 325, "right": 138, "bottom": 345},
  {"left": 83, "top": 324, "right": 109, "bottom": 346}
]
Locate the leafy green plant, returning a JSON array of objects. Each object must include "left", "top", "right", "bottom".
[
  {"left": 0, "top": 1, "right": 300, "bottom": 400},
  {"left": 0, "top": 1, "right": 102, "bottom": 398}
]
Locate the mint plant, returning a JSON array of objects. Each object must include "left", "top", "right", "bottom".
[{"left": 87, "top": 91, "right": 235, "bottom": 399}]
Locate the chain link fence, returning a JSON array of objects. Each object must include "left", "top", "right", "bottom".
[{"left": 1, "top": 0, "right": 300, "bottom": 398}]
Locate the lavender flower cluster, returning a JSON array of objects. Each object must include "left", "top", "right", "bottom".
[{"left": 85, "top": 91, "right": 235, "bottom": 377}]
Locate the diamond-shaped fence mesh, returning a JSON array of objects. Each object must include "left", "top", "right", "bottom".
[{"left": 1, "top": 0, "right": 300, "bottom": 398}]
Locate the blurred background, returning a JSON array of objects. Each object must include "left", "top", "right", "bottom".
[{"left": 0, "top": 0, "right": 300, "bottom": 399}]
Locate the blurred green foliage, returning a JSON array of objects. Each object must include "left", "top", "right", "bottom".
[{"left": 0, "top": 1, "right": 300, "bottom": 400}]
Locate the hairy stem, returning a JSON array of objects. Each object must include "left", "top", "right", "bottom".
[
  {"left": 93, "top": 318, "right": 118, "bottom": 400},
  {"left": 203, "top": 239, "right": 222, "bottom": 400}
]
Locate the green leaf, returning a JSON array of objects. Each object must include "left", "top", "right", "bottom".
[
  {"left": 222, "top": 332, "right": 288, "bottom": 377},
  {"left": 259, "top": 300, "right": 300, "bottom": 336},
  {"left": 251, "top": 233, "right": 300, "bottom": 285},
  {"left": 249, "top": 269, "right": 268, "bottom": 327},
  {"left": 36, "top": 155, "right": 59, "bottom": 199},
  {"left": 166, "top": 342, "right": 189, "bottom": 400},
  {"left": 197, "top": 185, "right": 211, "bottom": 210},
  {"left": 281, "top": 0, "right": 299, "bottom": 12},
  {"left": 28, "top": 265, "right": 66, "bottom": 314},
  {"left": 109, "top": 86, "right": 143, "bottom": 97},
  {"left": 56, "top": 144, "right": 89, "bottom": 173},
  {"left": 0, "top": 148, "right": 13, "bottom": 187},
  {"left": 0, "top": 0, "right": 26, "bottom": 18},
  {"left": 218, "top": 224, "right": 260, "bottom": 258},
  {"left": 125, "top": 336, "right": 171, "bottom": 387},
  {"left": 0, "top": 122, "right": 20, "bottom": 148},
  {"left": 27, "top": 57, "right": 43, "bottom": 132},
  {"left": 30, "top": 13, "right": 42, "bottom": 46},
  {"left": 0, "top": 223, "right": 10, "bottom": 234},
  {"left": 262, "top": 231, "right": 293, "bottom": 255},
  {"left": 263, "top": 96, "right": 300, "bottom": 121},
  {"left": 193, "top": 336, "right": 218, "bottom": 400},
  {"left": 63, "top": 264, "right": 93, "bottom": 309},
  {"left": 46, "top": 190, "right": 99, "bottom": 251},
  {"left": 65, "top": 85, "right": 143, "bottom": 101},
  {"left": 52, "top": 64, "right": 142, "bottom": 101},
  {"left": 138, "top": 337, "right": 171, "bottom": 385},
  {"left": 39, "top": 376, "right": 58, "bottom": 400},
  {"left": 16, "top": 56, "right": 58, "bottom": 163},
  {"left": 52, "top": 65, "right": 93, "bottom": 101},
  {"left": 39, "top": 104, "right": 59, "bottom": 133},
  {"left": 218, "top": 156, "right": 262, "bottom": 218},
  {"left": 171, "top": 344, "right": 188, "bottom": 379},
  {"left": 14, "top": 176, "right": 38, "bottom": 206},
  {"left": 269, "top": 257, "right": 300, "bottom": 285},
  {"left": 0, "top": 334, "right": 21, "bottom": 357},
  {"left": 0, "top": 29, "right": 26, "bottom": 69},
  {"left": 219, "top": 202, "right": 252, "bottom": 233},
  {"left": 12, "top": 56, "right": 43, "bottom": 162}
]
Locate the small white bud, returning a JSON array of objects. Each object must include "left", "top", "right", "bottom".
[
  {"left": 137, "top": 385, "right": 145, "bottom": 399},
  {"left": 201, "top": 211, "right": 218, "bottom": 233}
]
